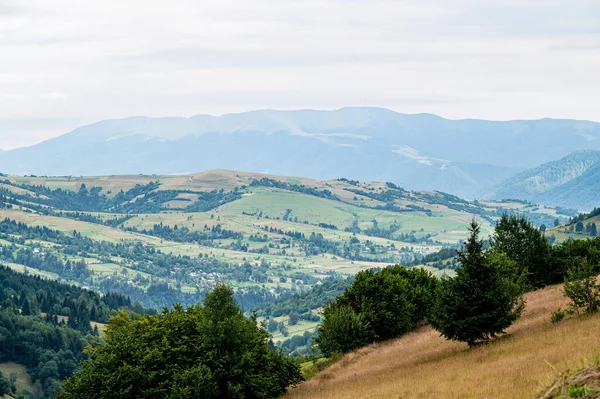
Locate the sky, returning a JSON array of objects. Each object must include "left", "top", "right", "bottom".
[{"left": 0, "top": 0, "right": 599, "bottom": 149}]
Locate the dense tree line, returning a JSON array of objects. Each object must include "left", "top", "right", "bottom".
[
  {"left": 344, "top": 187, "right": 430, "bottom": 215},
  {"left": 255, "top": 277, "right": 352, "bottom": 319},
  {"left": 98, "top": 278, "right": 274, "bottom": 310},
  {"left": 250, "top": 178, "right": 338, "bottom": 200},
  {"left": 0, "top": 181, "right": 160, "bottom": 212},
  {"left": 315, "top": 214, "right": 600, "bottom": 356},
  {"left": 183, "top": 188, "right": 243, "bottom": 212},
  {"left": 0, "top": 265, "right": 148, "bottom": 331},
  {"left": 0, "top": 310, "right": 87, "bottom": 398},
  {"left": 0, "top": 180, "right": 241, "bottom": 214},
  {"left": 126, "top": 222, "right": 243, "bottom": 244},
  {"left": 408, "top": 246, "right": 458, "bottom": 267},
  {"left": 0, "top": 266, "right": 151, "bottom": 398}
]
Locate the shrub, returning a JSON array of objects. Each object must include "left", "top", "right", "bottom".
[
  {"left": 315, "top": 266, "right": 438, "bottom": 355},
  {"left": 563, "top": 259, "right": 600, "bottom": 315},
  {"left": 315, "top": 304, "right": 372, "bottom": 357},
  {"left": 564, "top": 383, "right": 593, "bottom": 398},
  {"left": 550, "top": 309, "right": 566, "bottom": 324}
]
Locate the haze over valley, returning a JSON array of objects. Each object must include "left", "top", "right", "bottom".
[{"left": 2, "top": 107, "right": 600, "bottom": 207}]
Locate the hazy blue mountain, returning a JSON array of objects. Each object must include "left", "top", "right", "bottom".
[
  {"left": 484, "top": 150, "right": 600, "bottom": 210},
  {"left": 1, "top": 107, "right": 600, "bottom": 198}
]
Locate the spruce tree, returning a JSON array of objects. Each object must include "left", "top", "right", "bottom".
[
  {"left": 430, "top": 220, "right": 525, "bottom": 347},
  {"left": 21, "top": 298, "right": 32, "bottom": 316}
]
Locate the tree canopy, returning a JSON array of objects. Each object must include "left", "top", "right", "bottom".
[
  {"left": 58, "top": 284, "right": 302, "bottom": 399},
  {"left": 316, "top": 266, "right": 438, "bottom": 356},
  {"left": 492, "top": 214, "right": 554, "bottom": 288}
]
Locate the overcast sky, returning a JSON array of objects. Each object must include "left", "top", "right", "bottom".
[{"left": 0, "top": 0, "right": 599, "bottom": 149}]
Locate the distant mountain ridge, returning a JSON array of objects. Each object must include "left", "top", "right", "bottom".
[
  {"left": 484, "top": 150, "right": 600, "bottom": 210},
  {"left": 1, "top": 107, "right": 600, "bottom": 198}
]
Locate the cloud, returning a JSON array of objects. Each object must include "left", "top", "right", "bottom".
[
  {"left": 0, "top": 93, "right": 25, "bottom": 102},
  {"left": 0, "top": 0, "right": 599, "bottom": 149},
  {"left": 40, "top": 92, "right": 68, "bottom": 101}
]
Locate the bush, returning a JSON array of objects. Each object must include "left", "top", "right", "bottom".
[
  {"left": 315, "top": 304, "right": 373, "bottom": 357},
  {"left": 315, "top": 266, "right": 438, "bottom": 355},
  {"left": 550, "top": 309, "right": 566, "bottom": 323},
  {"left": 563, "top": 259, "right": 600, "bottom": 315},
  {"left": 0, "top": 372, "right": 11, "bottom": 397}
]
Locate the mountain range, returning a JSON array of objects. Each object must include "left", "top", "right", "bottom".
[
  {"left": 1, "top": 107, "right": 600, "bottom": 200},
  {"left": 485, "top": 150, "right": 600, "bottom": 210}
]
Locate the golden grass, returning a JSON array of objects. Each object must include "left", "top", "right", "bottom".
[{"left": 286, "top": 283, "right": 600, "bottom": 399}]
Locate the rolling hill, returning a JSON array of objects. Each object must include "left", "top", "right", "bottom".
[
  {"left": 2, "top": 108, "right": 600, "bottom": 198},
  {"left": 485, "top": 150, "right": 600, "bottom": 210},
  {"left": 0, "top": 169, "right": 572, "bottom": 349}
]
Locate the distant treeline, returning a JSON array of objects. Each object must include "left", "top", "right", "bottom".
[
  {"left": 0, "top": 180, "right": 241, "bottom": 214},
  {"left": 0, "top": 218, "right": 276, "bottom": 309},
  {"left": 250, "top": 178, "right": 339, "bottom": 200},
  {"left": 126, "top": 222, "right": 243, "bottom": 244}
]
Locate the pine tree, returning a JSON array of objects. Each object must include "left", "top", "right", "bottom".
[
  {"left": 21, "top": 298, "right": 32, "bottom": 316},
  {"left": 430, "top": 220, "right": 525, "bottom": 347}
]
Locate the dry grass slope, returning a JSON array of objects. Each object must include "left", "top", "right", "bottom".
[{"left": 286, "top": 283, "right": 600, "bottom": 399}]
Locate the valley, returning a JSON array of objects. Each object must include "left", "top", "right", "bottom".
[
  {"left": 0, "top": 170, "right": 574, "bottom": 349},
  {"left": 3, "top": 2, "right": 599, "bottom": 397}
]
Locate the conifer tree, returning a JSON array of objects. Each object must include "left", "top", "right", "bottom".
[
  {"left": 430, "top": 220, "right": 525, "bottom": 347},
  {"left": 21, "top": 298, "right": 32, "bottom": 316}
]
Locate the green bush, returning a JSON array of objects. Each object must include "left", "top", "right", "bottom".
[
  {"left": 564, "top": 383, "right": 593, "bottom": 398},
  {"left": 0, "top": 371, "right": 11, "bottom": 397},
  {"left": 315, "top": 266, "right": 438, "bottom": 355},
  {"left": 563, "top": 259, "right": 600, "bottom": 315},
  {"left": 550, "top": 308, "right": 567, "bottom": 323},
  {"left": 315, "top": 304, "right": 373, "bottom": 357}
]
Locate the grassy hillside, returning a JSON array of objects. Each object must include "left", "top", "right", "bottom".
[
  {"left": 546, "top": 208, "right": 599, "bottom": 242},
  {"left": 285, "top": 282, "right": 600, "bottom": 399}
]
